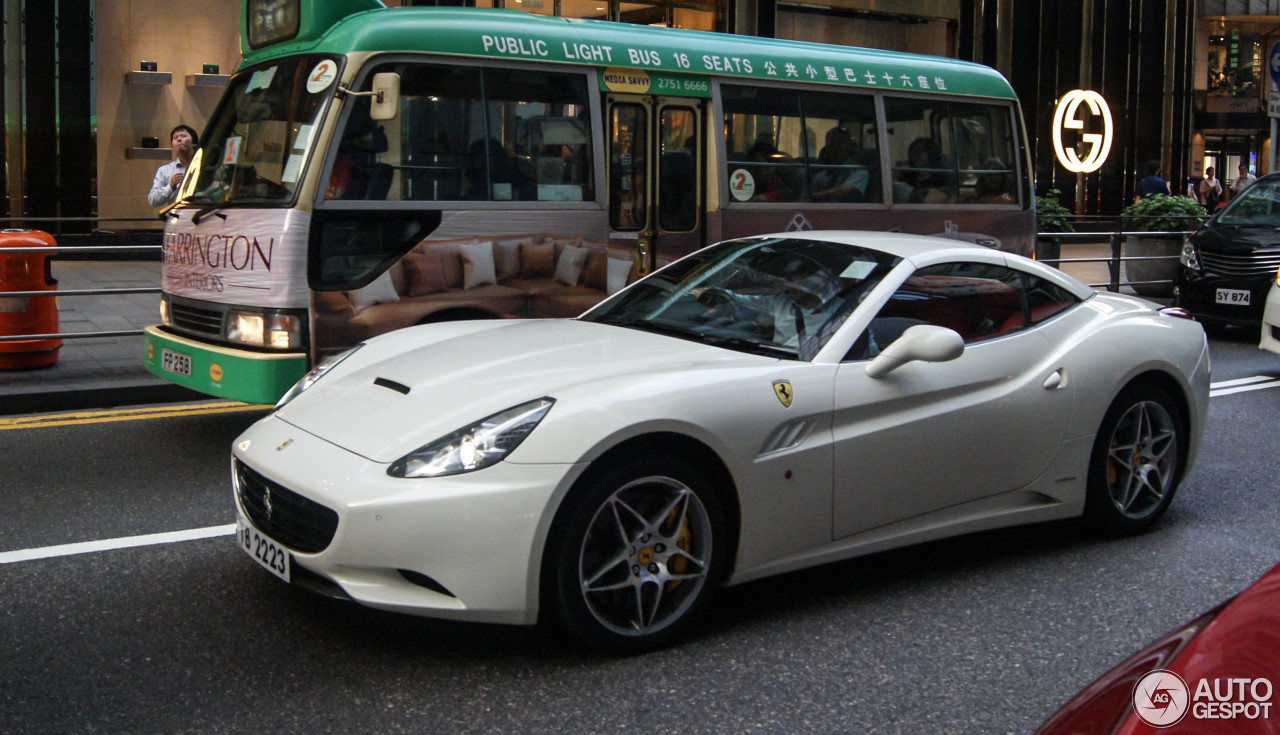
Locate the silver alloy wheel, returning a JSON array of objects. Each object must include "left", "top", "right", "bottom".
[
  {"left": 577, "top": 475, "right": 713, "bottom": 637},
  {"left": 1104, "top": 400, "right": 1178, "bottom": 519}
]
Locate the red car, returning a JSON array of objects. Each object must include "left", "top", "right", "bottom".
[{"left": 1036, "top": 560, "right": 1280, "bottom": 733}]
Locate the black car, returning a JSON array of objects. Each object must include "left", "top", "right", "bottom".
[{"left": 1175, "top": 171, "right": 1280, "bottom": 329}]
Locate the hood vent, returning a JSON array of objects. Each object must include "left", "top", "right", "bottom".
[{"left": 373, "top": 377, "right": 410, "bottom": 395}]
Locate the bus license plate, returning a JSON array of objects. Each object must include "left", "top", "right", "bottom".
[
  {"left": 1216, "top": 289, "right": 1251, "bottom": 306},
  {"left": 160, "top": 348, "right": 192, "bottom": 377},
  {"left": 236, "top": 515, "right": 291, "bottom": 583}
]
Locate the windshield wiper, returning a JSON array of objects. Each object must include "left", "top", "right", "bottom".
[
  {"left": 698, "top": 334, "right": 797, "bottom": 358},
  {"left": 192, "top": 206, "right": 228, "bottom": 226}
]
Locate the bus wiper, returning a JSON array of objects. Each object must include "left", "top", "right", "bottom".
[{"left": 192, "top": 206, "right": 228, "bottom": 225}]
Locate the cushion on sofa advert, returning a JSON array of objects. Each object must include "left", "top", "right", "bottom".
[
  {"left": 460, "top": 239, "right": 497, "bottom": 290},
  {"left": 495, "top": 240, "right": 523, "bottom": 281},
  {"left": 350, "top": 269, "right": 401, "bottom": 313},
  {"left": 401, "top": 251, "right": 449, "bottom": 297},
  {"left": 520, "top": 240, "right": 556, "bottom": 278},
  {"left": 607, "top": 257, "right": 633, "bottom": 294},
  {"left": 554, "top": 244, "right": 589, "bottom": 286}
]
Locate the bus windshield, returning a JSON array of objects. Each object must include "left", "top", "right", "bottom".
[{"left": 181, "top": 56, "right": 339, "bottom": 206}]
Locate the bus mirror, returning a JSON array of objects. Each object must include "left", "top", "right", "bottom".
[{"left": 370, "top": 73, "right": 399, "bottom": 120}]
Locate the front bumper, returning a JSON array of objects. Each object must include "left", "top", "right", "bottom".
[
  {"left": 1173, "top": 270, "right": 1270, "bottom": 328},
  {"left": 1261, "top": 285, "right": 1280, "bottom": 355},
  {"left": 231, "top": 413, "right": 581, "bottom": 625},
  {"left": 144, "top": 325, "right": 307, "bottom": 405}
]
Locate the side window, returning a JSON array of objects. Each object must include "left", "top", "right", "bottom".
[
  {"left": 798, "top": 91, "right": 880, "bottom": 203},
  {"left": 659, "top": 106, "right": 698, "bottom": 231},
  {"left": 610, "top": 104, "right": 648, "bottom": 231},
  {"left": 885, "top": 97, "right": 955, "bottom": 204},
  {"left": 949, "top": 102, "right": 1018, "bottom": 205},
  {"left": 1025, "top": 274, "right": 1080, "bottom": 324},
  {"left": 327, "top": 63, "right": 593, "bottom": 203},
  {"left": 848, "top": 262, "right": 1028, "bottom": 360},
  {"left": 883, "top": 97, "right": 1018, "bottom": 206},
  {"left": 721, "top": 85, "right": 805, "bottom": 203}
]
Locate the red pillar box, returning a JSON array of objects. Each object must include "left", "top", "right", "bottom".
[{"left": 0, "top": 229, "right": 61, "bottom": 369}]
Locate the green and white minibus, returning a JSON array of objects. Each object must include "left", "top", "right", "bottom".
[{"left": 144, "top": 0, "right": 1034, "bottom": 404}]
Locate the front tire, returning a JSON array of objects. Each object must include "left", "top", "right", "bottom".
[
  {"left": 547, "top": 456, "right": 726, "bottom": 654},
  {"left": 1083, "top": 384, "right": 1183, "bottom": 535}
]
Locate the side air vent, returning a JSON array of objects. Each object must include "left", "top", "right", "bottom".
[{"left": 759, "top": 417, "right": 819, "bottom": 457}]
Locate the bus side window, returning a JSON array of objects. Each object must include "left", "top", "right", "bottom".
[
  {"left": 721, "top": 84, "right": 806, "bottom": 203},
  {"left": 884, "top": 97, "right": 954, "bottom": 204},
  {"left": 798, "top": 90, "right": 878, "bottom": 204}
]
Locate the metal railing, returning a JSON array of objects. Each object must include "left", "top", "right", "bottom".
[
  {"left": 1036, "top": 229, "right": 1191, "bottom": 294},
  {"left": 0, "top": 243, "right": 162, "bottom": 343}
]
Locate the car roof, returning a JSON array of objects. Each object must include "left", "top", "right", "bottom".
[
  {"left": 744, "top": 230, "right": 1095, "bottom": 300},
  {"left": 750, "top": 230, "right": 989, "bottom": 259}
]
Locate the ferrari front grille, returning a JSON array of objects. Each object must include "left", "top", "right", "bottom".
[{"left": 235, "top": 459, "right": 339, "bottom": 554}]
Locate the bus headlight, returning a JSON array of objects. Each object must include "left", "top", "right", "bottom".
[
  {"left": 159, "top": 294, "right": 171, "bottom": 326},
  {"left": 226, "top": 308, "right": 304, "bottom": 350}
]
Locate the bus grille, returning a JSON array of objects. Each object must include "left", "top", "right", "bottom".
[
  {"left": 1200, "top": 249, "right": 1280, "bottom": 279},
  {"left": 235, "top": 459, "right": 339, "bottom": 554},
  {"left": 171, "top": 301, "right": 224, "bottom": 338}
]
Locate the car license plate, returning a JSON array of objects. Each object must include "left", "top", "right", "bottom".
[
  {"left": 1216, "top": 288, "right": 1251, "bottom": 306},
  {"left": 160, "top": 347, "right": 192, "bottom": 377},
  {"left": 236, "top": 515, "right": 291, "bottom": 583}
]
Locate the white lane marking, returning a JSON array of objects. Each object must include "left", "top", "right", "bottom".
[
  {"left": 0, "top": 524, "right": 235, "bottom": 565},
  {"left": 1210, "top": 375, "right": 1280, "bottom": 398},
  {"left": 1212, "top": 376, "right": 1276, "bottom": 388}
]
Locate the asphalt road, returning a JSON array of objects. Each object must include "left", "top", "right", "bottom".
[{"left": 1, "top": 331, "right": 1278, "bottom": 734}]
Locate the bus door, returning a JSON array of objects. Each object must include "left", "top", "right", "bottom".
[{"left": 606, "top": 95, "right": 704, "bottom": 276}]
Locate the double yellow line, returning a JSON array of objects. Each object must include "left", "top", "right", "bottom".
[{"left": 0, "top": 401, "right": 271, "bottom": 431}]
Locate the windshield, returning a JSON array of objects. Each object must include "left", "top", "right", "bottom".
[
  {"left": 583, "top": 238, "right": 901, "bottom": 360},
  {"left": 1215, "top": 177, "right": 1280, "bottom": 226},
  {"left": 179, "top": 56, "right": 339, "bottom": 206}
]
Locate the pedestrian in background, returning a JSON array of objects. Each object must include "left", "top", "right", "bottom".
[
  {"left": 147, "top": 125, "right": 198, "bottom": 207},
  {"left": 1198, "top": 166, "right": 1223, "bottom": 212},
  {"left": 1134, "top": 159, "right": 1170, "bottom": 200},
  {"left": 1230, "top": 163, "right": 1256, "bottom": 200}
]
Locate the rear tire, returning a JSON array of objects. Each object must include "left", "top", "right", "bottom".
[
  {"left": 1083, "top": 383, "right": 1183, "bottom": 535},
  {"left": 546, "top": 456, "right": 726, "bottom": 654}
]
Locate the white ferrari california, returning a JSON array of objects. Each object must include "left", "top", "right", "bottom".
[{"left": 231, "top": 232, "right": 1211, "bottom": 653}]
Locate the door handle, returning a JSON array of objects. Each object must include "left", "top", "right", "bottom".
[
  {"left": 637, "top": 239, "right": 650, "bottom": 275},
  {"left": 1043, "top": 369, "right": 1067, "bottom": 390}
]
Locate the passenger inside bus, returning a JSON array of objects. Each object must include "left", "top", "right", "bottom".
[
  {"left": 811, "top": 127, "right": 874, "bottom": 203},
  {"left": 462, "top": 138, "right": 516, "bottom": 200},
  {"left": 747, "top": 142, "right": 797, "bottom": 203},
  {"left": 964, "top": 157, "right": 1015, "bottom": 204},
  {"left": 326, "top": 105, "right": 390, "bottom": 200},
  {"left": 896, "top": 137, "right": 954, "bottom": 203}
]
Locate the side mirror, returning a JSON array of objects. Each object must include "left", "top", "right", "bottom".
[
  {"left": 865, "top": 324, "right": 964, "bottom": 379},
  {"left": 369, "top": 73, "right": 400, "bottom": 121}
]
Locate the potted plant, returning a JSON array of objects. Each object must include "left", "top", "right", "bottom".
[
  {"left": 1119, "top": 194, "right": 1207, "bottom": 297},
  {"left": 1035, "top": 189, "right": 1075, "bottom": 266}
]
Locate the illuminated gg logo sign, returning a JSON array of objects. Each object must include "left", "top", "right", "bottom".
[{"left": 1052, "top": 90, "right": 1113, "bottom": 174}]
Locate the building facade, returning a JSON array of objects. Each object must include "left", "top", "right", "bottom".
[{"left": 0, "top": 0, "right": 1244, "bottom": 229}]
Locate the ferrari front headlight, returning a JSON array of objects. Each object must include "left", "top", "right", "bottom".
[{"left": 387, "top": 398, "right": 555, "bottom": 478}]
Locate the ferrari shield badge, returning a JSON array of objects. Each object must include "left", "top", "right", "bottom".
[{"left": 773, "top": 380, "right": 794, "bottom": 408}]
